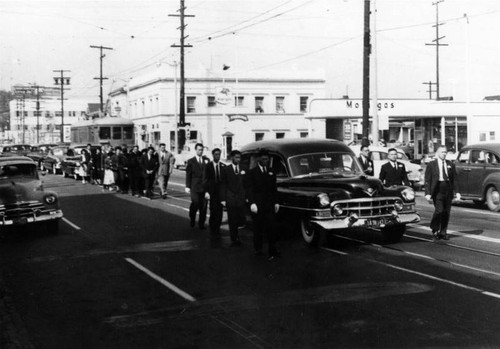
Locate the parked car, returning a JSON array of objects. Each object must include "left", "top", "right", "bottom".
[
  {"left": 26, "top": 144, "right": 57, "bottom": 169},
  {"left": 64, "top": 145, "right": 101, "bottom": 179},
  {"left": 1, "top": 144, "right": 31, "bottom": 156},
  {"left": 240, "top": 139, "right": 420, "bottom": 245},
  {"left": 454, "top": 143, "right": 500, "bottom": 211},
  {"left": 350, "top": 145, "right": 424, "bottom": 190},
  {"left": 41, "top": 146, "right": 74, "bottom": 174},
  {"left": 0, "top": 156, "right": 63, "bottom": 232}
]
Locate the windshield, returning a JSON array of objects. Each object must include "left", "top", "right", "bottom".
[
  {"left": 0, "top": 164, "right": 37, "bottom": 179},
  {"left": 288, "top": 152, "right": 362, "bottom": 177}
]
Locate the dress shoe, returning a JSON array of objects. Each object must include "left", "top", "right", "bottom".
[
  {"left": 440, "top": 233, "right": 449, "bottom": 240},
  {"left": 268, "top": 255, "right": 277, "bottom": 262},
  {"left": 162, "top": 194, "right": 167, "bottom": 199},
  {"left": 432, "top": 231, "right": 441, "bottom": 240}
]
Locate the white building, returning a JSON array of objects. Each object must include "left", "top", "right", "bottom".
[
  {"left": 8, "top": 97, "right": 90, "bottom": 144},
  {"left": 108, "top": 66, "right": 326, "bottom": 157},
  {"left": 308, "top": 98, "right": 500, "bottom": 159}
]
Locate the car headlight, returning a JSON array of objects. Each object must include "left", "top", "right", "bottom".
[
  {"left": 44, "top": 194, "right": 57, "bottom": 205},
  {"left": 317, "top": 193, "right": 330, "bottom": 207},
  {"left": 401, "top": 188, "right": 415, "bottom": 201}
]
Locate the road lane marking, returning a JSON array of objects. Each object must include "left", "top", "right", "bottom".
[
  {"left": 409, "top": 224, "right": 500, "bottom": 244},
  {"left": 125, "top": 258, "right": 196, "bottom": 302},
  {"left": 62, "top": 217, "right": 81, "bottom": 230},
  {"left": 323, "top": 241, "right": 500, "bottom": 300},
  {"left": 124, "top": 257, "right": 272, "bottom": 348},
  {"left": 331, "top": 233, "right": 500, "bottom": 278}
]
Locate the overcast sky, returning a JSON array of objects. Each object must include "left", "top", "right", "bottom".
[{"left": 1, "top": 0, "right": 499, "bottom": 101}]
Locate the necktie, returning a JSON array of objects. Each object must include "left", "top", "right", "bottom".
[
  {"left": 161, "top": 153, "right": 164, "bottom": 161},
  {"left": 442, "top": 161, "right": 449, "bottom": 181},
  {"left": 393, "top": 162, "right": 397, "bottom": 170},
  {"left": 215, "top": 164, "right": 220, "bottom": 182},
  {"left": 263, "top": 166, "right": 267, "bottom": 174},
  {"left": 198, "top": 157, "right": 201, "bottom": 164},
  {"left": 235, "top": 165, "right": 239, "bottom": 174}
]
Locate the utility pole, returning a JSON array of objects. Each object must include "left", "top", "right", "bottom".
[
  {"left": 90, "top": 45, "right": 113, "bottom": 115},
  {"left": 361, "top": 0, "right": 371, "bottom": 143},
  {"left": 422, "top": 81, "right": 437, "bottom": 100},
  {"left": 426, "top": 0, "right": 448, "bottom": 100},
  {"left": 53, "top": 70, "right": 71, "bottom": 143},
  {"left": 32, "top": 84, "right": 42, "bottom": 143},
  {"left": 169, "top": 0, "right": 194, "bottom": 128}
]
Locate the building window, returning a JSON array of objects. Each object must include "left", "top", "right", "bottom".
[
  {"left": 300, "top": 96, "right": 308, "bottom": 112},
  {"left": 207, "top": 96, "right": 216, "bottom": 107},
  {"left": 113, "top": 126, "right": 122, "bottom": 140},
  {"left": 276, "top": 96, "right": 285, "bottom": 113},
  {"left": 276, "top": 132, "right": 285, "bottom": 139},
  {"left": 255, "top": 96, "right": 264, "bottom": 113},
  {"left": 255, "top": 132, "right": 264, "bottom": 141},
  {"left": 99, "top": 127, "right": 111, "bottom": 140},
  {"left": 187, "top": 96, "right": 196, "bottom": 113},
  {"left": 234, "top": 96, "right": 244, "bottom": 107},
  {"left": 300, "top": 132, "right": 308, "bottom": 138},
  {"left": 34, "top": 111, "right": 42, "bottom": 117},
  {"left": 123, "top": 126, "right": 133, "bottom": 139}
]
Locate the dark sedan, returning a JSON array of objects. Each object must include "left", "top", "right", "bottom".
[
  {"left": 26, "top": 144, "right": 57, "bottom": 169},
  {"left": 455, "top": 142, "right": 500, "bottom": 211},
  {"left": 240, "top": 139, "right": 420, "bottom": 245},
  {"left": 41, "top": 146, "right": 76, "bottom": 174}
]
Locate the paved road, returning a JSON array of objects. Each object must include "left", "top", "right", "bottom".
[{"left": 1, "top": 171, "right": 500, "bottom": 348}]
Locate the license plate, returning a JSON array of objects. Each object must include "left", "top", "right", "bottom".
[{"left": 365, "top": 218, "right": 386, "bottom": 227}]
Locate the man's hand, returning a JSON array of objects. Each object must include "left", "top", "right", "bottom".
[
  {"left": 250, "top": 203, "right": 258, "bottom": 214},
  {"left": 204, "top": 192, "right": 210, "bottom": 200},
  {"left": 221, "top": 201, "right": 226, "bottom": 207},
  {"left": 425, "top": 194, "right": 432, "bottom": 201},
  {"left": 185, "top": 187, "right": 191, "bottom": 194},
  {"left": 455, "top": 193, "right": 461, "bottom": 201},
  {"left": 274, "top": 203, "right": 280, "bottom": 213}
]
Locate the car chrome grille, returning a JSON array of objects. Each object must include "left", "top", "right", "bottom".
[
  {"left": 331, "top": 197, "right": 405, "bottom": 219},
  {"left": 0, "top": 201, "right": 45, "bottom": 219}
]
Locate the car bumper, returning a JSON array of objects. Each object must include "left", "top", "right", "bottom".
[
  {"left": 0, "top": 210, "right": 63, "bottom": 226},
  {"left": 311, "top": 212, "right": 420, "bottom": 230}
]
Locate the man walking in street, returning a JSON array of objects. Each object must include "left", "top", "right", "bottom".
[
  {"left": 379, "top": 148, "right": 410, "bottom": 187},
  {"left": 127, "top": 145, "right": 142, "bottom": 197},
  {"left": 203, "top": 148, "right": 225, "bottom": 236},
  {"left": 246, "top": 149, "right": 280, "bottom": 260},
  {"left": 141, "top": 146, "right": 158, "bottom": 199},
  {"left": 157, "top": 143, "right": 175, "bottom": 199},
  {"left": 425, "top": 145, "right": 461, "bottom": 240},
  {"left": 358, "top": 145, "right": 374, "bottom": 176},
  {"left": 220, "top": 150, "right": 246, "bottom": 246},
  {"left": 185, "top": 143, "right": 208, "bottom": 229}
]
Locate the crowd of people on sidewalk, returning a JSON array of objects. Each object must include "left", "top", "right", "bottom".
[{"left": 78, "top": 143, "right": 175, "bottom": 199}]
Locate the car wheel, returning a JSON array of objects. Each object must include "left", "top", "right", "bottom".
[
  {"left": 381, "top": 224, "right": 406, "bottom": 243},
  {"left": 300, "top": 218, "right": 324, "bottom": 247},
  {"left": 45, "top": 219, "right": 60, "bottom": 234},
  {"left": 486, "top": 187, "right": 500, "bottom": 212}
]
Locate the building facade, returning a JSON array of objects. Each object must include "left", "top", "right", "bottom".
[
  {"left": 308, "top": 98, "right": 500, "bottom": 159},
  {"left": 108, "top": 67, "right": 326, "bottom": 157},
  {"left": 8, "top": 89, "right": 91, "bottom": 145}
]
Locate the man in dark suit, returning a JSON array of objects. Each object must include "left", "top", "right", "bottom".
[
  {"left": 185, "top": 143, "right": 208, "bottom": 229},
  {"left": 425, "top": 145, "right": 461, "bottom": 240},
  {"left": 246, "top": 149, "right": 280, "bottom": 260},
  {"left": 203, "top": 148, "right": 225, "bottom": 236},
  {"left": 220, "top": 150, "right": 246, "bottom": 246},
  {"left": 358, "top": 145, "right": 374, "bottom": 176},
  {"left": 141, "top": 146, "right": 158, "bottom": 199},
  {"left": 127, "top": 145, "right": 143, "bottom": 197},
  {"left": 379, "top": 148, "right": 410, "bottom": 187}
]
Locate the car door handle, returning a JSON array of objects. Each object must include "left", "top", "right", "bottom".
[{"left": 462, "top": 168, "right": 472, "bottom": 172}]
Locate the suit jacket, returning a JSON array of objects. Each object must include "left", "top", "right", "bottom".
[
  {"left": 379, "top": 161, "right": 410, "bottom": 186},
  {"left": 203, "top": 161, "right": 225, "bottom": 197},
  {"left": 246, "top": 165, "right": 278, "bottom": 210},
  {"left": 141, "top": 154, "right": 159, "bottom": 174},
  {"left": 186, "top": 156, "right": 209, "bottom": 193},
  {"left": 424, "top": 158, "right": 458, "bottom": 198},
  {"left": 157, "top": 151, "right": 175, "bottom": 176},
  {"left": 358, "top": 155, "right": 374, "bottom": 176},
  {"left": 219, "top": 164, "right": 246, "bottom": 207}
]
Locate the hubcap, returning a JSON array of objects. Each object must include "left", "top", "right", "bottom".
[{"left": 491, "top": 190, "right": 500, "bottom": 205}]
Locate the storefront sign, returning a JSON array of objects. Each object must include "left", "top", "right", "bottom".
[
  {"left": 346, "top": 100, "right": 395, "bottom": 111},
  {"left": 227, "top": 114, "right": 248, "bottom": 122},
  {"left": 344, "top": 121, "right": 352, "bottom": 140},
  {"left": 215, "top": 86, "right": 232, "bottom": 105}
]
